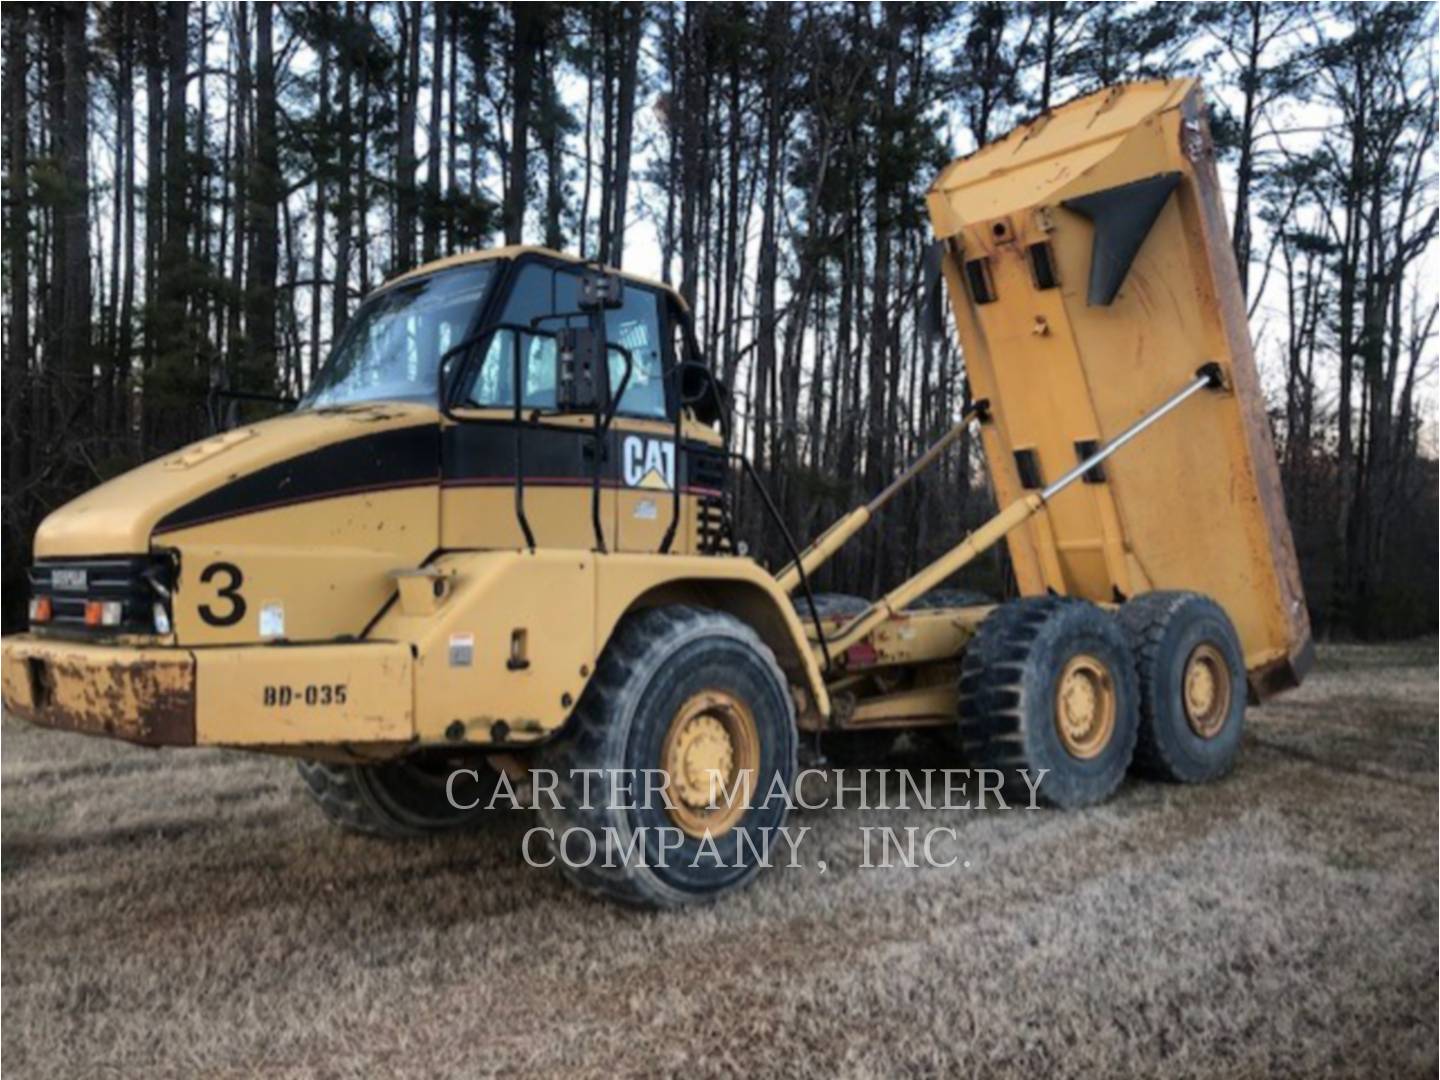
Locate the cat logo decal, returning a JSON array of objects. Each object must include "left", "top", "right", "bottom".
[{"left": 622, "top": 436, "right": 675, "bottom": 491}]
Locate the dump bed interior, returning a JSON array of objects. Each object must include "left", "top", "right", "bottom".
[{"left": 927, "top": 78, "right": 1311, "bottom": 698}]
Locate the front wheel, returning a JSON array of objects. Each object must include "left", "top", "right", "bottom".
[{"left": 536, "top": 605, "right": 797, "bottom": 908}]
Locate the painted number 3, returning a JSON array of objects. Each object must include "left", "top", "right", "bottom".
[{"left": 198, "top": 562, "right": 247, "bottom": 627}]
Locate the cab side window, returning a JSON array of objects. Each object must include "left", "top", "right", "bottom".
[{"left": 606, "top": 287, "right": 667, "bottom": 419}]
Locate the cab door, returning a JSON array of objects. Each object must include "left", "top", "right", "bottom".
[{"left": 443, "top": 259, "right": 618, "bottom": 551}]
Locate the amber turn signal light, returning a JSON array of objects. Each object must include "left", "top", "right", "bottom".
[{"left": 84, "top": 600, "right": 123, "bottom": 627}]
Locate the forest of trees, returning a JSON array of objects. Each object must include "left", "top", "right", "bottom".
[{"left": 2, "top": 1, "right": 1436, "bottom": 636}]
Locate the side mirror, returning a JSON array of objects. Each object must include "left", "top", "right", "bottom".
[
  {"left": 578, "top": 268, "right": 624, "bottom": 311},
  {"left": 557, "top": 327, "right": 607, "bottom": 411},
  {"left": 681, "top": 363, "right": 727, "bottom": 427}
]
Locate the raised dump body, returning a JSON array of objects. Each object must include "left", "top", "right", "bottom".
[{"left": 927, "top": 78, "right": 1311, "bottom": 698}]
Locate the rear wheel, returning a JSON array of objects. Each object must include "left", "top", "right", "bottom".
[
  {"left": 1119, "top": 591, "right": 1246, "bottom": 783},
  {"left": 297, "top": 754, "right": 501, "bottom": 838},
  {"left": 536, "top": 606, "right": 797, "bottom": 908},
  {"left": 956, "top": 597, "right": 1138, "bottom": 808}
]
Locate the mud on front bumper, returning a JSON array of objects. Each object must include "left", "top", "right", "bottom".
[{"left": 1, "top": 635, "right": 413, "bottom": 749}]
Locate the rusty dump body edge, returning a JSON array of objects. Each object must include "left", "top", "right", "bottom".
[{"left": 927, "top": 78, "right": 1312, "bottom": 699}]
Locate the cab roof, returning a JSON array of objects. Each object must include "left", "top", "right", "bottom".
[{"left": 380, "top": 245, "right": 688, "bottom": 309}]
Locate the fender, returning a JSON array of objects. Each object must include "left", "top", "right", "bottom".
[
  {"left": 368, "top": 550, "right": 829, "bottom": 747},
  {"left": 594, "top": 553, "right": 831, "bottom": 725}
]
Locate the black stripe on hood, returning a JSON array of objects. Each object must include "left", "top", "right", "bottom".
[{"left": 153, "top": 424, "right": 440, "bottom": 534}]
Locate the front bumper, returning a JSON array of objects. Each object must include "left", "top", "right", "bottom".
[
  {"left": 2, "top": 637, "right": 195, "bottom": 745},
  {"left": 1, "top": 635, "right": 413, "bottom": 750}
]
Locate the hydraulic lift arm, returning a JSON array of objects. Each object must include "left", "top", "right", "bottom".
[{"left": 819, "top": 365, "right": 1226, "bottom": 656}]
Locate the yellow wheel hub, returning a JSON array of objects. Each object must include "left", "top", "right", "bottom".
[
  {"left": 661, "top": 691, "right": 760, "bottom": 839},
  {"left": 1054, "top": 654, "right": 1116, "bottom": 760},
  {"left": 669, "top": 715, "right": 734, "bottom": 807},
  {"left": 1182, "top": 643, "right": 1231, "bottom": 738}
]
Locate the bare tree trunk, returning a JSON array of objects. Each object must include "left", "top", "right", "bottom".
[
  {"left": 140, "top": 5, "right": 165, "bottom": 445},
  {"left": 1040, "top": 5, "right": 1057, "bottom": 110},
  {"left": 4, "top": 4, "right": 31, "bottom": 491},
  {"left": 395, "top": 3, "right": 421, "bottom": 268},
  {"left": 606, "top": 3, "right": 642, "bottom": 267},
  {"left": 422, "top": 2, "right": 443, "bottom": 263},
  {"left": 112, "top": 6, "right": 138, "bottom": 438},
  {"left": 504, "top": 4, "right": 543, "bottom": 245},
  {"left": 597, "top": 11, "right": 614, "bottom": 262},
  {"left": 1230, "top": 4, "right": 1260, "bottom": 298},
  {"left": 865, "top": 11, "right": 901, "bottom": 589},
  {"left": 445, "top": 5, "right": 458, "bottom": 252},
  {"left": 55, "top": 3, "right": 92, "bottom": 431},
  {"left": 357, "top": 4, "right": 372, "bottom": 292},
  {"left": 245, "top": 0, "right": 279, "bottom": 389},
  {"left": 677, "top": 6, "right": 701, "bottom": 311},
  {"left": 332, "top": 1, "right": 353, "bottom": 340},
  {"left": 540, "top": 31, "right": 565, "bottom": 251},
  {"left": 310, "top": 30, "right": 331, "bottom": 378},
  {"left": 657, "top": 5, "right": 678, "bottom": 284},
  {"left": 225, "top": 3, "right": 249, "bottom": 390},
  {"left": 579, "top": 21, "right": 595, "bottom": 258}
]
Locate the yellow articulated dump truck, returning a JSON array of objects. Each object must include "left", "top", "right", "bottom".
[{"left": 3, "top": 79, "right": 1310, "bottom": 907}]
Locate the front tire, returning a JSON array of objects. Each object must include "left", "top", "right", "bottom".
[
  {"left": 1119, "top": 591, "right": 1246, "bottom": 783},
  {"left": 536, "top": 605, "right": 797, "bottom": 908},
  {"left": 957, "top": 597, "right": 1138, "bottom": 808},
  {"left": 297, "top": 754, "right": 502, "bottom": 838}
]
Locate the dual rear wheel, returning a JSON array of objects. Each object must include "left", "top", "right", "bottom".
[{"left": 957, "top": 592, "right": 1246, "bottom": 807}]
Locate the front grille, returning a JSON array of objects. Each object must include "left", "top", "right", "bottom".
[{"left": 29, "top": 555, "right": 174, "bottom": 635}]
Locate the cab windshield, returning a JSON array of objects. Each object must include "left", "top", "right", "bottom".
[{"left": 301, "top": 263, "right": 496, "bottom": 409}]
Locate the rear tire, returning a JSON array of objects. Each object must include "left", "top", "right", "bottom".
[
  {"left": 536, "top": 605, "right": 797, "bottom": 908},
  {"left": 1119, "top": 591, "right": 1246, "bottom": 783},
  {"left": 297, "top": 754, "right": 501, "bottom": 838},
  {"left": 957, "top": 597, "right": 1138, "bottom": 808}
]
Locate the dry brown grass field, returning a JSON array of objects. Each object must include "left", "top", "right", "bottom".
[{"left": 2, "top": 640, "right": 1436, "bottom": 1078}]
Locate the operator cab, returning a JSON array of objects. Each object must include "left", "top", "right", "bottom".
[
  {"left": 303, "top": 248, "right": 722, "bottom": 424},
  {"left": 304, "top": 247, "right": 731, "bottom": 556}
]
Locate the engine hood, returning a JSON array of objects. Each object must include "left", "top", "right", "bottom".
[{"left": 35, "top": 403, "right": 440, "bottom": 558}]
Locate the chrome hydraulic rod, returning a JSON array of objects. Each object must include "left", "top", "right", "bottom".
[
  {"left": 822, "top": 366, "right": 1225, "bottom": 657},
  {"left": 775, "top": 400, "right": 988, "bottom": 594}
]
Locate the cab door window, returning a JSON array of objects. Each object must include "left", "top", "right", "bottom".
[
  {"left": 463, "top": 260, "right": 669, "bottom": 418},
  {"left": 464, "top": 263, "right": 580, "bottom": 409}
]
